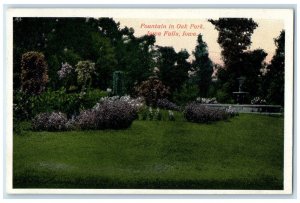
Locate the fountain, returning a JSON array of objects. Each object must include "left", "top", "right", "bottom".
[{"left": 232, "top": 76, "right": 249, "bottom": 104}]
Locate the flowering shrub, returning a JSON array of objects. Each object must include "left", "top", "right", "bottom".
[
  {"left": 135, "top": 76, "right": 170, "bottom": 106},
  {"left": 21, "top": 51, "right": 48, "bottom": 95},
  {"left": 157, "top": 99, "right": 180, "bottom": 111},
  {"left": 76, "top": 100, "right": 138, "bottom": 130},
  {"left": 196, "top": 97, "right": 218, "bottom": 104},
  {"left": 75, "top": 60, "right": 95, "bottom": 91},
  {"left": 57, "top": 62, "right": 73, "bottom": 80},
  {"left": 184, "top": 102, "right": 229, "bottom": 123},
  {"left": 65, "top": 116, "right": 77, "bottom": 130},
  {"left": 74, "top": 109, "right": 98, "bottom": 130},
  {"left": 251, "top": 97, "right": 267, "bottom": 105},
  {"left": 32, "top": 112, "right": 68, "bottom": 131},
  {"left": 98, "top": 95, "right": 144, "bottom": 112}
]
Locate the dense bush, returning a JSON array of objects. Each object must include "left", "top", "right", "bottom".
[
  {"left": 157, "top": 98, "right": 180, "bottom": 111},
  {"left": 29, "top": 88, "right": 108, "bottom": 118},
  {"left": 76, "top": 100, "right": 138, "bottom": 130},
  {"left": 13, "top": 90, "right": 31, "bottom": 120},
  {"left": 135, "top": 76, "right": 170, "bottom": 106},
  {"left": 57, "top": 62, "right": 74, "bottom": 80},
  {"left": 20, "top": 51, "right": 48, "bottom": 95},
  {"left": 74, "top": 109, "right": 98, "bottom": 130},
  {"left": 184, "top": 102, "right": 230, "bottom": 123},
  {"left": 98, "top": 95, "right": 144, "bottom": 112},
  {"left": 172, "top": 84, "right": 199, "bottom": 106},
  {"left": 32, "top": 112, "right": 68, "bottom": 131},
  {"left": 57, "top": 62, "right": 76, "bottom": 90},
  {"left": 75, "top": 60, "right": 95, "bottom": 91}
]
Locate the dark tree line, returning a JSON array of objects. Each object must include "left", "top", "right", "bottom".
[
  {"left": 13, "top": 18, "right": 156, "bottom": 93},
  {"left": 209, "top": 18, "right": 284, "bottom": 105},
  {"left": 13, "top": 17, "right": 285, "bottom": 105}
]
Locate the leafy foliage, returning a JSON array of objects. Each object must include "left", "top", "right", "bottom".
[
  {"left": 32, "top": 112, "right": 68, "bottom": 131},
  {"left": 192, "top": 34, "right": 213, "bottom": 97},
  {"left": 75, "top": 60, "right": 95, "bottom": 92},
  {"left": 208, "top": 18, "right": 258, "bottom": 66},
  {"left": 13, "top": 90, "right": 31, "bottom": 120},
  {"left": 241, "top": 49, "right": 267, "bottom": 98},
  {"left": 112, "top": 71, "right": 125, "bottom": 96},
  {"left": 135, "top": 76, "right": 170, "bottom": 106},
  {"left": 76, "top": 100, "right": 138, "bottom": 130},
  {"left": 20, "top": 51, "right": 48, "bottom": 95},
  {"left": 172, "top": 83, "right": 199, "bottom": 106},
  {"left": 156, "top": 47, "right": 191, "bottom": 92},
  {"left": 13, "top": 18, "right": 157, "bottom": 93},
  {"left": 98, "top": 95, "right": 144, "bottom": 112},
  {"left": 264, "top": 30, "right": 285, "bottom": 105},
  {"left": 29, "top": 89, "right": 108, "bottom": 118},
  {"left": 184, "top": 102, "right": 231, "bottom": 123},
  {"left": 209, "top": 18, "right": 260, "bottom": 102}
]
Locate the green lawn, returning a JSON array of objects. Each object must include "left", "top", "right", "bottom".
[{"left": 13, "top": 113, "right": 284, "bottom": 189}]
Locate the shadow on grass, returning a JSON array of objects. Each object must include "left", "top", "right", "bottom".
[{"left": 14, "top": 171, "right": 283, "bottom": 190}]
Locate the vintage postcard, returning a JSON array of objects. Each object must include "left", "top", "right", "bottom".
[{"left": 5, "top": 8, "right": 294, "bottom": 194}]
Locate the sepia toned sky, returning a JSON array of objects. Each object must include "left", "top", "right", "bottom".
[{"left": 116, "top": 18, "right": 284, "bottom": 64}]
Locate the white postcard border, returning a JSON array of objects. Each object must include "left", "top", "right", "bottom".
[{"left": 5, "top": 8, "right": 294, "bottom": 195}]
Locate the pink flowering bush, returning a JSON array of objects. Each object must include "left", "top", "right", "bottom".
[
  {"left": 74, "top": 109, "right": 98, "bottom": 130},
  {"left": 184, "top": 102, "right": 230, "bottom": 123},
  {"left": 76, "top": 100, "right": 138, "bottom": 130},
  {"left": 32, "top": 112, "right": 68, "bottom": 131},
  {"left": 97, "top": 95, "right": 144, "bottom": 112}
]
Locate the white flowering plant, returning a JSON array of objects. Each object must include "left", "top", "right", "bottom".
[
  {"left": 251, "top": 97, "right": 267, "bottom": 105},
  {"left": 75, "top": 60, "right": 95, "bottom": 92},
  {"left": 196, "top": 97, "right": 218, "bottom": 104},
  {"left": 96, "top": 95, "right": 145, "bottom": 112},
  {"left": 57, "top": 62, "right": 74, "bottom": 80},
  {"left": 32, "top": 112, "right": 68, "bottom": 131}
]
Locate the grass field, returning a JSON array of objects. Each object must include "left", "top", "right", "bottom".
[{"left": 13, "top": 113, "right": 284, "bottom": 189}]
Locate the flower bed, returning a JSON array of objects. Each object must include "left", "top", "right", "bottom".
[{"left": 184, "top": 102, "right": 234, "bottom": 123}]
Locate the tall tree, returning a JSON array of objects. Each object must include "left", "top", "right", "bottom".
[
  {"left": 192, "top": 34, "right": 213, "bottom": 97},
  {"left": 209, "top": 18, "right": 258, "bottom": 101},
  {"left": 13, "top": 17, "right": 157, "bottom": 94},
  {"left": 117, "top": 34, "right": 156, "bottom": 93},
  {"left": 156, "top": 47, "right": 191, "bottom": 93},
  {"left": 241, "top": 49, "right": 267, "bottom": 98},
  {"left": 264, "top": 30, "right": 285, "bottom": 105}
]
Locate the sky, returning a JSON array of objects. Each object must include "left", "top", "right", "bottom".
[{"left": 116, "top": 18, "right": 284, "bottom": 64}]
